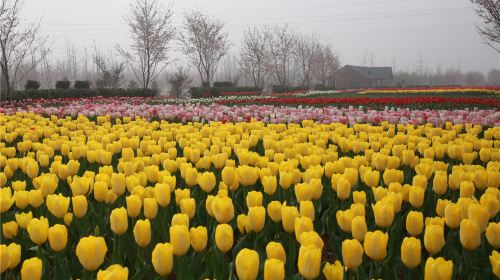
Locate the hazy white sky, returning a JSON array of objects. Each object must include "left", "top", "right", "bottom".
[{"left": 21, "top": 0, "right": 500, "bottom": 73}]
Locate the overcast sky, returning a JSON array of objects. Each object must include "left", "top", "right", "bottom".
[{"left": 21, "top": 0, "right": 500, "bottom": 73}]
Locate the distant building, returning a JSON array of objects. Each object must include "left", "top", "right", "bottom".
[{"left": 335, "top": 65, "right": 393, "bottom": 89}]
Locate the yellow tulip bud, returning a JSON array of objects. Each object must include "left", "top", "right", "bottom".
[
  {"left": 178, "top": 198, "right": 195, "bottom": 219},
  {"left": 436, "top": 199, "right": 451, "bottom": 217},
  {"left": 170, "top": 225, "right": 190, "bottom": 256},
  {"left": 111, "top": 173, "right": 126, "bottom": 196},
  {"left": 11, "top": 181, "right": 26, "bottom": 191},
  {"left": 7, "top": 243, "right": 21, "bottom": 269},
  {"left": 246, "top": 191, "right": 263, "bottom": 208},
  {"left": 48, "top": 224, "right": 68, "bottom": 252},
  {"left": 351, "top": 216, "right": 367, "bottom": 241},
  {"left": 490, "top": 250, "right": 500, "bottom": 278},
  {"left": 72, "top": 195, "right": 88, "bottom": 219},
  {"left": 133, "top": 219, "right": 151, "bottom": 248},
  {"left": 93, "top": 181, "right": 108, "bottom": 202},
  {"left": 281, "top": 205, "right": 299, "bottom": 233},
  {"left": 126, "top": 195, "right": 142, "bottom": 218},
  {"left": 444, "top": 203, "right": 462, "bottom": 229},
  {"left": 486, "top": 222, "right": 500, "bottom": 248},
  {"left": 363, "top": 169, "right": 380, "bottom": 188},
  {"left": 172, "top": 213, "right": 190, "bottom": 228},
  {"left": 353, "top": 191, "right": 366, "bottom": 205},
  {"left": 432, "top": 172, "right": 448, "bottom": 195},
  {"left": 401, "top": 237, "right": 421, "bottom": 269},
  {"left": 21, "top": 257, "right": 43, "bottom": 280},
  {"left": 14, "top": 190, "right": 29, "bottom": 209},
  {"left": 299, "top": 231, "right": 324, "bottom": 249},
  {"left": 424, "top": 224, "right": 445, "bottom": 255},
  {"left": 262, "top": 176, "right": 277, "bottom": 195},
  {"left": 300, "top": 201, "right": 315, "bottom": 221},
  {"left": 298, "top": 245, "right": 321, "bottom": 279},
  {"left": 175, "top": 188, "right": 190, "bottom": 205},
  {"left": 29, "top": 189, "right": 44, "bottom": 208},
  {"left": 247, "top": 206, "right": 266, "bottom": 233},
  {"left": 363, "top": 230, "right": 388, "bottom": 261},
  {"left": 46, "top": 194, "right": 70, "bottom": 219},
  {"left": 266, "top": 241, "right": 286, "bottom": 263},
  {"left": 336, "top": 209, "right": 353, "bottom": 233},
  {"left": 323, "top": 260, "right": 343, "bottom": 280},
  {"left": 198, "top": 171, "right": 216, "bottom": 193},
  {"left": 336, "top": 177, "right": 351, "bottom": 200},
  {"left": 460, "top": 181, "right": 475, "bottom": 198},
  {"left": 406, "top": 211, "right": 424, "bottom": 236},
  {"left": 76, "top": 236, "right": 108, "bottom": 271},
  {"left": 409, "top": 186, "right": 425, "bottom": 208},
  {"left": 342, "top": 239, "right": 363, "bottom": 270},
  {"left": 264, "top": 258, "right": 285, "bottom": 280},
  {"left": 236, "top": 248, "right": 259, "bottom": 280},
  {"left": 2, "top": 221, "right": 18, "bottom": 239},
  {"left": 212, "top": 196, "right": 234, "bottom": 223},
  {"left": 190, "top": 226, "right": 208, "bottom": 252},
  {"left": 144, "top": 197, "right": 158, "bottom": 220},
  {"left": 97, "top": 264, "right": 129, "bottom": 280},
  {"left": 265, "top": 201, "right": 280, "bottom": 223},
  {"left": 64, "top": 213, "right": 73, "bottom": 226},
  {"left": 424, "top": 257, "right": 453, "bottom": 280},
  {"left": 215, "top": 223, "right": 233, "bottom": 253},
  {"left": 27, "top": 216, "right": 49, "bottom": 245},
  {"left": 468, "top": 204, "right": 489, "bottom": 232},
  {"left": 294, "top": 216, "right": 313, "bottom": 241},
  {"left": 26, "top": 160, "right": 39, "bottom": 178},
  {"left": 15, "top": 211, "right": 32, "bottom": 229},
  {"left": 152, "top": 243, "right": 173, "bottom": 276},
  {"left": 460, "top": 219, "right": 481, "bottom": 250},
  {"left": 372, "top": 201, "right": 394, "bottom": 228},
  {"left": 110, "top": 207, "right": 128, "bottom": 235},
  {"left": 279, "top": 171, "right": 293, "bottom": 189},
  {"left": 154, "top": 183, "right": 171, "bottom": 207}
]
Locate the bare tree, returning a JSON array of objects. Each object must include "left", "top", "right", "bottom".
[
  {"left": 471, "top": 0, "right": 500, "bottom": 53},
  {"left": 293, "top": 35, "right": 319, "bottom": 88},
  {"left": 266, "top": 25, "right": 296, "bottom": 87},
  {"left": 314, "top": 43, "right": 340, "bottom": 87},
  {"left": 0, "top": 0, "right": 49, "bottom": 96},
  {"left": 240, "top": 27, "right": 270, "bottom": 89},
  {"left": 166, "top": 66, "right": 192, "bottom": 98},
  {"left": 94, "top": 48, "right": 125, "bottom": 89},
  {"left": 179, "top": 10, "right": 230, "bottom": 86},
  {"left": 117, "top": 0, "right": 175, "bottom": 89},
  {"left": 487, "top": 68, "right": 500, "bottom": 84},
  {"left": 464, "top": 71, "right": 486, "bottom": 85}
]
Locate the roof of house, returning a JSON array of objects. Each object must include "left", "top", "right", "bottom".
[{"left": 339, "top": 65, "right": 393, "bottom": 80}]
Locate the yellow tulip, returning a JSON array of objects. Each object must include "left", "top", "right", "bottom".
[
  {"left": 221, "top": 166, "right": 236, "bottom": 186},
  {"left": 336, "top": 177, "right": 351, "bottom": 200},
  {"left": 460, "top": 219, "right": 481, "bottom": 250},
  {"left": 459, "top": 181, "right": 475, "bottom": 198},
  {"left": 215, "top": 224, "right": 233, "bottom": 253},
  {"left": 72, "top": 195, "right": 88, "bottom": 219},
  {"left": 267, "top": 201, "right": 282, "bottom": 222},
  {"left": 14, "top": 190, "right": 29, "bottom": 209},
  {"left": 76, "top": 236, "right": 108, "bottom": 271},
  {"left": 262, "top": 175, "right": 277, "bottom": 195},
  {"left": 281, "top": 205, "right": 299, "bottom": 233},
  {"left": 247, "top": 206, "right": 266, "bottom": 232},
  {"left": 7, "top": 243, "right": 21, "bottom": 269},
  {"left": 235, "top": 248, "right": 259, "bottom": 280},
  {"left": 363, "top": 230, "right": 388, "bottom": 261},
  {"left": 0, "top": 245, "right": 7, "bottom": 273},
  {"left": 2, "top": 221, "right": 18, "bottom": 239},
  {"left": 197, "top": 171, "right": 215, "bottom": 193},
  {"left": 144, "top": 197, "right": 158, "bottom": 220},
  {"left": 401, "top": 237, "right": 421, "bottom": 269},
  {"left": 26, "top": 160, "right": 39, "bottom": 178},
  {"left": 246, "top": 191, "right": 263, "bottom": 208},
  {"left": 299, "top": 231, "right": 324, "bottom": 250},
  {"left": 298, "top": 245, "right": 321, "bottom": 279},
  {"left": 212, "top": 196, "right": 234, "bottom": 223},
  {"left": 266, "top": 241, "right": 286, "bottom": 263},
  {"left": 406, "top": 211, "right": 424, "bottom": 236},
  {"left": 300, "top": 200, "right": 315, "bottom": 221},
  {"left": 97, "top": 264, "right": 129, "bottom": 280},
  {"left": 190, "top": 226, "right": 208, "bottom": 252},
  {"left": 490, "top": 250, "right": 500, "bottom": 278},
  {"left": 21, "top": 257, "right": 43, "bottom": 280},
  {"left": 294, "top": 216, "right": 313, "bottom": 241},
  {"left": 444, "top": 203, "right": 462, "bottom": 229},
  {"left": 432, "top": 172, "right": 448, "bottom": 195},
  {"left": 342, "top": 239, "right": 363, "bottom": 270},
  {"left": 424, "top": 224, "right": 445, "bottom": 255},
  {"left": 48, "top": 224, "right": 68, "bottom": 252},
  {"left": 110, "top": 173, "right": 126, "bottom": 196},
  {"left": 152, "top": 243, "right": 173, "bottom": 276},
  {"left": 353, "top": 191, "right": 366, "bottom": 205},
  {"left": 363, "top": 169, "right": 380, "bottom": 188},
  {"left": 467, "top": 204, "right": 489, "bottom": 232},
  {"left": 372, "top": 201, "right": 394, "bottom": 228},
  {"left": 15, "top": 211, "right": 32, "bottom": 229},
  {"left": 93, "top": 182, "right": 108, "bottom": 202},
  {"left": 46, "top": 194, "right": 70, "bottom": 219},
  {"left": 486, "top": 222, "right": 500, "bottom": 248},
  {"left": 436, "top": 199, "right": 450, "bottom": 217},
  {"left": 409, "top": 186, "right": 425, "bottom": 208},
  {"left": 352, "top": 215, "right": 367, "bottom": 241},
  {"left": 172, "top": 213, "right": 190, "bottom": 228},
  {"left": 170, "top": 225, "right": 190, "bottom": 256},
  {"left": 154, "top": 183, "right": 171, "bottom": 207},
  {"left": 28, "top": 189, "right": 44, "bottom": 208},
  {"left": 133, "top": 219, "right": 151, "bottom": 248},
  {"left": 237, "top": 214, "right": 248, "bottom": 233},
  {"left": 264, "top": 258, "right": 285, "bottom": 280},
  {"left": 175, "top": 188, "right": 190, "bottom": 205},
  {"left": 27, "top": 217, "right": 49, "bottom": 245},
  {"left": 323, "top": 260, "right": 343, "bottom": 280},
  {"left": 64, "top": 213, "right": 73, "bottom": 226},
  {"left": 424, "top": 257, "right": 453, "bottom": 280},
  {"left": 279, "top": 171, "right": 293, "bottom": 189},
  {"left": 110, "top": 207, "right": 128, "bottom": 235},
  {"left": 126, "top": 195, "right": 142, "bottom": 218}
]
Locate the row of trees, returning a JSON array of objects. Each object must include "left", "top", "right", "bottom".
[{"left": 394, "top": 67, "right": 500, "bottom": 87}]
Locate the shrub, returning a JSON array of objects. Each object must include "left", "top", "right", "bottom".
[
  {"left": 213, "top": 81, "right": 233, "bottom": 88},
  {"left": 55, "top": 80, "right": 71, "bottom": 90},
  {"left": 25, "top": 80, "right": 40, "bottom": 90},
  {"left": 74, "top": 81, "right": 91, "bottom": 89}
]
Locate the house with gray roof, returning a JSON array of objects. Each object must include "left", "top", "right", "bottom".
[{"left": 335, "top": 65, "right": 393, "bottom": 89}]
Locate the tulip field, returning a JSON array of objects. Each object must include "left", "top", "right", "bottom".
[{"left": 1, "top": 89, "right": 500, "bottom": 280}]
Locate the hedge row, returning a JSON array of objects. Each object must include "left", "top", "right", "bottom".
[{"left": 1, "top": 88, "right": 158, "bottom": 101}]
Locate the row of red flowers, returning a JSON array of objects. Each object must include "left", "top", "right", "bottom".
[{"left": 216, "top": 97, "right": 500, "bottom": 106}]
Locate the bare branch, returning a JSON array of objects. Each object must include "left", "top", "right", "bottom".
[{"left": 471, "top": 0, "right": 500, "bottom": 53}]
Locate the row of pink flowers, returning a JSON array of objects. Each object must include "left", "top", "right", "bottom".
[{"left": 1, "top": 98, "right": 498, "bottom": 126}]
